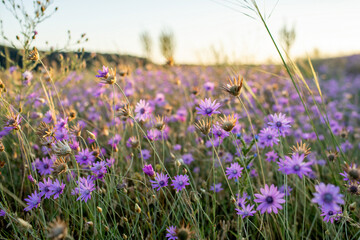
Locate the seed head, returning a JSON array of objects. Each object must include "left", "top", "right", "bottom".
[
  {"left": 343, "top": 163, "right": 360, "bottom": 182},
  {"left": 46, "top": 217, "right": 68, "bottom": 240},
  {"left": 27, "top": 47, "right": 39, "bottom": 61},
  {"left": 290, "top": 141, "right": 311, "bottom": 157},
  {"left": 52, "top": 157, "right": 68, "bottom": 176},
  {"left": 221, "top": 75, "right": 244, "bottom": 97},
  {"left": 154, "top": 115, "right": 166, "bottom": 131},
  {"left": 194, "top": 118, "right": 212, "bottom": 135},
  {"left": 219, "top": 114, "right": 237, "bottom": 132},
  {"left": 326, "top": 150, "right": 338, "bottom": 162}
]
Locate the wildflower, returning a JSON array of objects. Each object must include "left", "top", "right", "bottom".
[
  {"left": 142, "top": 164, "right": 155, "bottom": 177},
  {"left": 226, "top": 162, "right": 243, "bottom": 180},
  {"left": 203, "top": 81, "right": 214, "bottom": 91},
  {"left": 22, "top": 71, "right": 33, "bottom": 85},
  {"left": 268, "top": 113, "right": 291, "bottom": 136},
  {"left": 46, "top": 217, "right": 68, "bottom": 240},
  {"left": 345, "top": 182, "right": 360, "bottom": 195},
  {"left": 196, "top": 98, "right": 221, "bottom": 116},
  {"left": 236, "top": 192, "right": 248, "bottom": 208},
  {"left": 91, "top": 161, "right": 107, "bottom": 178},
  {"left": 76, "top": 176, "right": 96, "bottom": 202},
  {"left": 258, "top": 127, "right": 279, "bottom": 147},
  {"left": 96, "top": 65, "right": 116, "bottom": 84},
  {"left": 221, "top": 75, "right": 243, "bottom": 97},
  {"left": 52, "top": 157, "right": 68, "bottom": 176},
  {"left": 36, "top": 122, "right": 54, "bottom": 138},
  {"left": 4, "top": 111, "right": 22, "bottom": 131},
  {"left": 279, "top": 154, "right": 313, "bottom": 179},
  {"left": 51, "top": 140, "right": 72, "bottom": 156},
  {"left": 236, "top": 204, "right": 256, "bottom": 218},
  {"left": 139, "top": 149, "right": 151, "bottom": 161},
  {"left": 134, "top": 99, "right": 152, "bottom": 122},
  {"left": 194, "top": 118, "right": 212, "bottom": 135},
  {"left": 171, "top": 174, "right": 190, "bottom": 192},
  {"left": 35, "top": 157, "right": 54, "bottom": 176},
  {"left": 49, "top": 179, "right": 65, "bottom": 199},
  {"left": 117, "top": 104, "right": 132, "bottom": 120},
  {"left": 279, "top": 185, "right": 293, "bottom": 196},
  {"left": 254, "top": 184, "right": 285, "bottom": 214},
  {"left": 176, "top": 223, "right": 193, "bottom": 240},
  {"left": 39, "top": 177, "right": 54, "bottom": 199},
  {"left": 212, "top": 124, "right": 229, "bottom": 139},
  {"left": 126, "top": 136, "right": 139, "bottom": 148},
  {"left": 24, "top": 191, "right": 42, "bottom": 211},
  {"left": 320, "top": 209, "right": 341, "bottom": 223},
  {"left": 154, "top": 115, "right": 166, "bottom": 131},
  {"left": 75, "top": 149, "right": 96, "bottom": 165},
  {"left": 312, "top": 183, "right": 344, "bottom": 211},
  {"left": 9, "top": 66, "right": 17, "bottom": 74},
  {"left": 326, "top": 150, "right": 338, "bottom": 162},
  {"left": 265, "top": 151, "right": 278, "bottom": 162},
  {"left": 166, "top": 226, "right": 178, "bottom": 240},
  {"left": 219, "top": 114, "right": 237, "bottom": 132},
  {"left": 108, "top": 134, "right": 122, "bottom": 149},
  {"left": 342, "top": 163, "right": 360, "bottom": 182},
  {"left": 182, "top": 153, "right": 194, "bottom": 165},
  {"left": 0, "top": 209, "right": 6, "bottom": 217},
  {"left": 150, "top": 173, "right": 169, "bottom": 191},
  {"left": 27, "top": 47, "right": 39, "bottom": 61},
  {"left": 210, "top": 183, "right": 223, "bottom": 192},
  {"left": 290, "top": 141, "right": 311, "bottom": 157}
]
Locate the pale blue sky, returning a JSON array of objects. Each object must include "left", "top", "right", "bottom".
[{"left": 1, "top": 0, "right": 359, "bottom": 64}]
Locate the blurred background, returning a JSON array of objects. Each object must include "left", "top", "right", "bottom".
[{"left": 1, "top": 0, "right": 359, "bottom": 65}]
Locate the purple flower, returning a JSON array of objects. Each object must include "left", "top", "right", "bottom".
[
  {"left": 76, "top": 176, "right": 96, "bottom": 202},
  {"left": 49, "top": 179, "right": 65, "bottom": 199},
  {"left": 22, "top": 71, "right": 33, "bottom": 85},
  {"left": 196, "top": 98, "right": 221, "bottom": 116},
  {"left": 182, "top": 153, "right": 194, "bottom": 165},
  {"left": 312, "top": 183, "right": 344, "bottom": 211},
  {"left": 135, "top": 99, "right": 152, "bottom": 122},
  {"left": 268, "top": 113, "right": 291, "bottom": 136},
  {"left": 236, "top": 204, "right": 256, "bottom": 218},
  {"left": 265, "top": 151, "right": 278, "bottom": 162},
  {"left": 24, "top": 191, "right": 41, "bottom": 211},
  {"left": 143, "top": 164, "right": 155, "bottom": 177},
  {"left": 91, "top": 161, "right": 107, "bottom": 178},
  {"left": 212, "top": 124, "right": 229, "bottom": 139},
  {"left": 203, "top": 81, "right": 214, "bottom": 91},
  {"left": 171, "top": 175, "right": 190, "bottom": 192},
  {"left": 0, "top": 209, "right": 6, "bottom": 217},
  {"left": 320, "top": 208, "right": 341, "bottom": 223},
  {"left": 279, "top": 185, "right": 293, "bottom": 196},
  {"left": 210, "top": 183, "right": 223, "bottom": 192},
  {"left": 278, "top": 154, "right": 313, "bottom": 179},
  {"left": 28, "top": 175, "right": 35, "bottom": 183},
  {"left": 139, "top": 149, "right": 151, "bottom": 161},
  {"left": 96, "top": 65, "right": 109, "bottom": 78},
  {"left": 108, "top": 134, "right": 122, "bottom": 148},
  {"left": 38, "top": 177, "right": 53, "bottom": 199},
  {"left": 258, "top": 127, "right": 279, "bottom": 147},
  {"left": 236, "top": 192, "right": 248, "bottom": 208},
  {"left": 150, "top": 173, "right": 169, "bottom": 191},
  {"left": 35, "top": 157, "right": 54, "bottom": 176},
  {"left": 166, "top": 225, "right": 178, "bottom": 240},
  {"left": 254, "top": 184, "right": 285, "bottom": 214},
  {"left": 226, "top": 162, "right": 243, "bottom": 180},
  {"left": 75, "top": 149, "right": 96, "bottom": 165},
  {"left": 9, "top": 66, "right": 17, "bottom": 74}
]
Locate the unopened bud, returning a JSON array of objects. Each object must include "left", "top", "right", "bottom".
[
  {"left": 350, "top": 202, "right": 357, "bottom": 211},
  {"left": 97, "top": 206, "right": 102, "bottom": 213},
  {"left": 135, "top": 203, "right": 141, "bottom": 214},
  {"left": 86, "top": 130, "right": 96, "bottom": 140}
]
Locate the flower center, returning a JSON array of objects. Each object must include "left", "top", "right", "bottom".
[
  {"left": 293, "top": 164, "right": 300, "bottom": 171},
  {"left": 232, "top": 170, "right": 238, "bottom": 174},
  {"left": 328, "top": 211, "right": 333, "bottom": 216},
  {"left": 45, "top": 187, "right": 50, "bottom": 192},
  {"left": 276, "top": 121, "right": 282, "bottom": 127},
  {"left": 159, "top": 180, "right": 165, "bottom": 186},
  {"left": 349, "top": 185, "right": 358, "bottom": 193},
  {"left": 205, "top": 108, "right": 212, "bottom": 114},
  {"left": 140, "top": 108, "right": 146, "bottom": 114},
  {"left": 267, "top": 135, "right": 273, "bottom": 140},
  {"left": 83, "top": 156, "right": 88, "bottom": 160},
  {"left": 328, "top": 155, "right": 334, "bottom": 161},
  {"left": 323, "top": 193, "right": 333, "bottom": 203},
  {"left": 179, "top": 181, "right": 183, "bottom": 186},
  {"left": 44, "top": 164, "right": 49, "bottom": 169},
  {"left": 217, "top": 130, "right": 222, "bottom": 136},
  {"left": 266, "top": 196, "right": 274, "bottom": 204}
]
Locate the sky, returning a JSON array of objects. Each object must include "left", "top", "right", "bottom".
[{"left": 1, "top": 0, "right": 360, "bottom": 64}]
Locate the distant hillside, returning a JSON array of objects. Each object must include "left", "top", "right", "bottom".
[{"left": 0, "top": 45, "right": 151, "bottom": 70}]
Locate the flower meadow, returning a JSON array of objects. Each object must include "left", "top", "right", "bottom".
[{"left": 0, "top": 1, "right": 360, "bottom": 240}]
